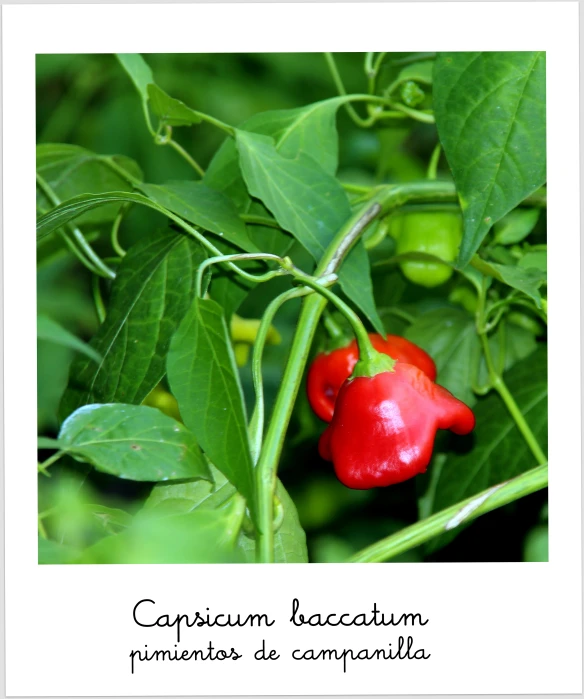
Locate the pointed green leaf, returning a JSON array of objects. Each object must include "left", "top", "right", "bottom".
[
  {"left": 76, "top": 502, "right": 244, "bottom": 564},
  {"left": 236, "top": 130, "right": 350, "bottom": 260},
  {"left": 37, "top": 315, "right": 102, "bottom": 363},
  {"left": 433, "top": 52, "right": 546, "bottom": 266},
  {"left": 146, "top": 83, "right": 203, "bottom": 127},
  {"left": 116, "top": 53, "right": 154, "bottom": 106},
  {"left": 139, "top": 181, "right": 257, "bottom": 252},
  {"left": 405, "top": 308, "right": 480, "bottom": 407},
  {"left": 36, "top": 144, "right": 142, "bottom": 225},
  {"left": 472, "top": 256, "right": 545, "bottom": 307},
  {"left": 37, "top": 191, "right": 169, "bottom": 242},
  {"left": 60, "top": 230, "right": 206, "bottom": 417},
  {"left": 57, "top": 403, "right": 212, "bottom": 482},
  {"left": 167, "top": 297, "right": 254, "bottom": 506},
  {"left": 205, "top": 97, "right": 349, "bottom": 203}
]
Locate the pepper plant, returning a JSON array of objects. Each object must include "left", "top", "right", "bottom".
[{"left": 37, "top": 52, "right": 547, "bottom": 564}]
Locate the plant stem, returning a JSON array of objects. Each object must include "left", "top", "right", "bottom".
[
  {"left": 249, "top": 288, "right": 305, "bottom": 466},
  {"left": 240, "top": 214, "right": 281, "bottom": 229},
  {"left": 476, "top": 279, "right": 547, "bottom": 465},
  {"left": 92, "top": 275, "right": 107, "bottom": 323},
  {"left": 38, "top": 450, "right": 66, "bottom": 473},
  {"left": 195, "top": 253, "right": 285, "bottom": 298},
  {"left": 36, "top": 174, "right": 116, "bottom": 279},
  {"left": 168, "top": 139, "right": 205, "bottom": 177},
  {"left": 254, "top": 179, "right": 457, "bottom": 562},
  {"left": 427, "top": 143, "right": 442, "bottom": 180},
  {"left": 110, "top": 206, "right": 127, "bottom": 257},
  {"left": 349, "top": 464, "right": 548, "bottom": 562},
  {"left": 323, "top": 53, "right": 376, "bottom": 128}
]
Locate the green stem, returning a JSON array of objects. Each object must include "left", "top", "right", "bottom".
[
  {"left": 36, "top": 174, "right": 116, "bottom": 279},
  {"left": 195, "top": 253, "right": 285, "bottom": 298},
  {"left": 38, "top": 450, "right": 66, "bottom": 473},
  {"left": 324, "top": 53, "right": 376, "bottom": 128},
  {"left": 349, "top": 464, "right": 548, "bottom": 562},
  {"left": 477, "top": 281, "right": 547, "bottom": 465},
  {"left": 386, "top": 102, "right": 435, "bottom": 124},
  {"left": 92, "top": 275, "right": 107, "bottom": 323},
  {"left": 427, "top": 143, "right": 441, "bottom": 180},
  {"left": 110, "top": 205, "right": 127, "bottom": 258},
  {"left": 282, "top": 266, "right": 377, "bottom": 365},
  {"left": 249, "top": 288, "right": 305, "bottom": 466},
  {"left": 240, "top": 214, "right": 281, "bottom": 229},
  {"left": 254, "top": 180, "right": 457, "bottom": 563},
  {"left": 168, "top": 139, "right": 205, "bottom": 177}
]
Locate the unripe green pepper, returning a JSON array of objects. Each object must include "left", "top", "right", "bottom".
[{"left": 390, "top": 210, "right": 463, "bottom": 288}]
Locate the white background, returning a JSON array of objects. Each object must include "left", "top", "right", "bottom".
[{"left": 3, "top": 2, "right": 581, "bottom": 696}]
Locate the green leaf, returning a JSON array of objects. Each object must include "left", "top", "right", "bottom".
[
  {"left": 518, "top": 250, "right": 547, "bottom": 274},
  {"left": 116, "top": 54, "right": 154, "bottom": 106},
  {"left": 405, "top": 308, "right": 480, "bottom": 407},
  {"left": 57, "top": 403, "right": 211, "bottom": 482},
  {"left": 143, "top": 466, "right": 306, "bottom": 562},
  {"left": 38, "top": 537, "right": 79, "bottom": 564},
  {"left": 167, "top": 297, "right": 254, "bottom": 506},
  {"left": 426, "top": 346, "right": 547, "bottom": 552},
  {"left": 139, "top": 181, "right": 256, "bottom": 252},
  {"left": 146, "top": 83, "right": 203, "bottom": 127},
  {"left": 235, "top": 130, "right": 350, "bottom": 261},
  {"left": 36, "top": 144, "right": 142, "bottom": 225},
  {"left": 236, "top": 481, "right": 308, "bottom": 563},
  {"left": 76, "top": 501, "right": 245, "bottom": 564},
  {"left": 340, "top": 243, "right": 385, "bottom": 336},
  {"left": 472, "top": 256, "right": 545, "bottom": 307},
  {"left": 60, "top": 230, "right": 205, "bottom": 416},
  {"left": 143, "top": 463, "right": 236, "bottom": 516},
  {"left": 494, "top": 208, "right": 540, "bottom": 245},
  {"left": 37, "top": 191, "right": 169, "bottom": 242},
  {"left": 235, "top": 130, "right": 385, "bottom": 334},
  {"left": 37, "top": 315, "right": 101, "bottom": 363},
  {"left": 433, "top": 52, "right": 546, "bottom": 266},
  {"left": 205, "top": 97, "right": 348, "bottom": 202}
]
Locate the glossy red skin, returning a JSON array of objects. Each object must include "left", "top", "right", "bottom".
[
  {"left": 307, "top": 334, "right": 437, "bottom": 422},
  {"left": 318, "top": 363, "right": 475, "bottom": 489}
]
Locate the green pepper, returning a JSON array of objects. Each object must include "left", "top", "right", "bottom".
[{"left": 390, "top": 210, "right": 463, "bottom": 287}]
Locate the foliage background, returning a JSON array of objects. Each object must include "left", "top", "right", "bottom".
[{"left": 37, "top": 53, "right": 548, "bottom": 563}]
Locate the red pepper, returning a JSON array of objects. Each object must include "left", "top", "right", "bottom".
[
  {"left": 318, "top": 363, "right": 475, "bottom": 489},
  {"left": 307, "top": 333, "right": 437, "bottom": 422}
]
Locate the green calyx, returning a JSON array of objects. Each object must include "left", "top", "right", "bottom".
[{"left": 351, "top": 349, "right": 396, "bottom": 379}]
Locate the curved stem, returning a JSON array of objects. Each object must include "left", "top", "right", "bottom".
[
  {"left": 349, "top": 464, "right": 548, "bottom": 562},
  {"left": 168, "top": 139, "right": 205, "bottom": 177},
  {"left": 427, "top": 143, "right": 442, "bottom": 180},
  {"left": 386, "top": 102, "right": 435, "bottom": 124},
  {"left": 282, "top": 266, "right": 376, "bottom": 365},
  {"left": 249, "top": 288, "right": 304, "bottom": 466},
  {"left": 36, "top": 174, "right": 116, "bottom": 279},
  {"left": 324, "top": 53, "right": 377, "bottom": 128},
  {"left": 195, "top": 253, "right": 285, "bottom": 298},
  {"left": 110, "top": 205, "right": 128, "bottom": 257},
  {"left": 240, "top": 214, "right": 281, "bottom": 229},
  {"left": 477, "top": 280, "right": 547, "bottom": 465},
  {"left": 92, "top": 275, "right": 107, "bottom": 323}
]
